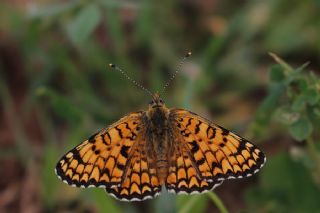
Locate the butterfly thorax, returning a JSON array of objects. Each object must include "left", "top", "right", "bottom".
[{"left": 145, "top": 94, "right": 172, "bottom": 184}]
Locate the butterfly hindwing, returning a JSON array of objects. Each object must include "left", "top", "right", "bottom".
[
  {"left": 105, "top": 144, "right": 161, "bottom": 201},
  {"left": 55, "top": 112, "right": 143, "bottom": 189},
  {"left": 168, "top": 109, "right": 266, "bottom": 189},
  {"left": 165, "top": 144, "right": 224, "bottom": 194}
]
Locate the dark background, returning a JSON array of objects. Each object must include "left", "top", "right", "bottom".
[{"left": 1, "top": 0, "right": 320, "bottom": 212}]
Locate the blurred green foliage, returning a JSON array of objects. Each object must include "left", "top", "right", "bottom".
[
  {"left": 1, "top": 0, "right": 320, "bottom": 212},
  {"left": 247, "top": 54, "right": 320, "bottom": 212}
]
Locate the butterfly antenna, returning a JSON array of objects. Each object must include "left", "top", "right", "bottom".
[
  {"left": 161, "top": 51, "right": 192, "bottom": 94},
  {"left": 109, "top": 63, "right": 153, "bottom": 97}
]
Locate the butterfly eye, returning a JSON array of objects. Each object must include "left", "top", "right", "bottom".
[
  {"left": 159, "top": 99, "right": 164, "bottom": 104},
  {"left": 149, "top": 100, "right": 154, "bottom": 105}
]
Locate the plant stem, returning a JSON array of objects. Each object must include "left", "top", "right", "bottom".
[
  {"left": 207, "top": 192, "right": 229, "bottom": 213},
  {"left": 268, "top": 52, "right": 293, "bottom": 75}
]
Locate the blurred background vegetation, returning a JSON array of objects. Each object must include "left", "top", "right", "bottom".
[{"left": 1, "top": 0, "right": 320, "bottom": 212}]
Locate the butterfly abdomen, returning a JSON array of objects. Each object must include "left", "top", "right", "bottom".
[
  {"left": 145, "top": 105, "right": 172, "bottom": 184},
  {"left": 156, "top": 158, "right": 169, "bottom": 184}
]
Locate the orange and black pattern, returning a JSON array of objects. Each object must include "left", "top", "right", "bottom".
[
  {"left": 56, "top": 112, "right": 160, "bottom": 200},
  {"left": 56, "top": 94, "right": 266, "bottom": 201},
  {"left": 165, "top": 109, "right": 265, "bottom": 194},
  {"left": 105, "top": 147, "right": 161, "bottom": 201},
  {"left": 166, "top": 143, "right": 224, "bottom": 194}
]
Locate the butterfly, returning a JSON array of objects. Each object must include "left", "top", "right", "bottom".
[{"left": 55, "top": 91, "right": 266, "bottom": 201}]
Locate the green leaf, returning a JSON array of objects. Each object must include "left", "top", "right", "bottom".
[
  {"left": 296, "top": 78, "right": 308, "bottom": 92},
  {"left": 292, "top": 88, "right": 320, "bottom": 111},
  {"left": 269, "top": 64, "right": 285, "bottom": 82},
  {"left": 275, "top": 105, "right": 300, "bottom": 125},
  {"left": 304, "top": 88, "right": 320, "bottom": 105},
  {"left": 287, "top": 77, "right": 308, "bottom": 98},
  {"left": 67, "top": 4, "right": 101, "bottom": 44},
  {"left": 292, "top": 95, "right": 307, "bottom": 111},
  {"left": 289, "top": 116, "right": 313, "bottom": 141}
]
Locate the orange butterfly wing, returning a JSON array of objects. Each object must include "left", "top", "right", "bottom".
[
  {"left": 55, "top": 111, "right": 144, "bottom": 189},
  {"left": 55, "top": 111, "right": 162, "bottom": 201},
  {"left": 105, "top": 144, "right": 161, "bottom": 201},
  {"left": 166, "top": 109, "right": 266, "bottom": 194},
  {"left": 166, "top": 143, "right": 223, "bottom": 194}
]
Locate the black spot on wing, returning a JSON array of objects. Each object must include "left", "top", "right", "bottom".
[
  {"left": 206, "top": 126, "right": 216, "bottom": 139},
  {"left": 88, "top": 132, "right": 99, "bottom": 143},
  {"left": 186, "top": 118, "right": 193, "bottom": 128},
  {"left": 115, "top": 126, "right": 123, "bottom": 138},
  {"left": 195, "top": 121, "right": 202, "bottom": 134},
  {"left": 117, "top": 163, "right": 125, "bottom": 170},
  {"left": 71, "top": 149, "right": 84, "bottom": 164},
  {"left": 196, "top": 158, "right": 206, "bottom": 166},
  {"left": 189, "top": 140, "right": 200, "bottom": 153},
  {"left": 120, "top": 145, "right": 130, "bottom": 158},
  {"left": 221, "top": 127, "right": 230, "bottom": 136}
]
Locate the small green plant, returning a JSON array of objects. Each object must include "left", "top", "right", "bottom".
[
  {"left": 246, "top": 53, "right": 320, "bottom": 212},
  {"left": 269, "top": 53, "right": 319, "bottom": 141},
  {"left": 258, "top": 53, "right": 320, "bottom": 176}
]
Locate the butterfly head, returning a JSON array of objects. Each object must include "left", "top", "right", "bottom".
[
  {"left": 149, "top": 93, "right": 165, "bottom": 108},
  {"left": 147, "top": 93, "right": 169, "bottom": 123}
]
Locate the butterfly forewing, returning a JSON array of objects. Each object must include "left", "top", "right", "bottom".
[
  {"left": 55, "top": 112, "right": 144, "bottom": 189},
  {"left": 167, "top": 109, "right": 266, "bottom": 192}
]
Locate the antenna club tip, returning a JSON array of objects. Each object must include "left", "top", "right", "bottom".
[
  {"left": 109, "top": 63, "right": 116, "bottom": 68},
  {"left": 186, "top": 51, "right": 192, "bottom": 57}
]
